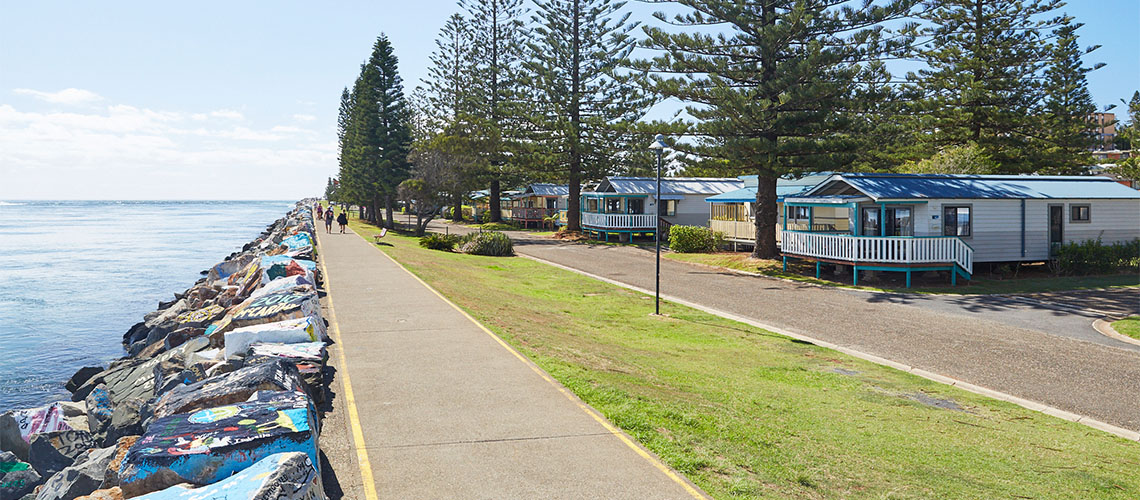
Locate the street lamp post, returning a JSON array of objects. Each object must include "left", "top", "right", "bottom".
[{"left": 648, "top": 134, "right": 669, "bottom": 315}]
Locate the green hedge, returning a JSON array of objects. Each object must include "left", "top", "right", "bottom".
[
  {"left": 668, "top": 225, "right": 725, "bottom": 253},
  {"left": 479, "top": 222, "right": 519, "bottom": 231},
  {"left": 1054, "top": 238, "right": 1140, "bottom": 275}
]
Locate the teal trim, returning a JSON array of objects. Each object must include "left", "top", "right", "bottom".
[
  {"left": 879, "top": 204, "right": 886, "bottom": 236},
  {"left": 783, "top": 202, "right": 854, "bottom": 208},
  {"left": 782, "top": 203, "right": 788, "bottom": 230},
  {"left": 783, "top": 256, "right": 788, "bottom": 271},
  {"left": 808, "top": 206, "right": 814, "bottom": 228},
  {"left": 815, "top": 261, "right": 821, "bottom": 279}
]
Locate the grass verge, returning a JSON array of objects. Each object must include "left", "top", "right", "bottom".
[
  {"left": 666, "top": 251, "right": 1140, "bottom": 295},
  {"left": 1111, "top": 317, "right": 1140, "bottom": 340},
  {"left": 349, "top": 220, "right": 1139, "bottom": 499}
]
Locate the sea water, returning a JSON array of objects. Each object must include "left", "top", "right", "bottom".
[{"left": 0, "top": 200, "right": 294, "bottom": 410}]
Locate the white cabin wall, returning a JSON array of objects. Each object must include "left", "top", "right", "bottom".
[{"left": 664, "top": 194, "right": 714, "bottom": 226}]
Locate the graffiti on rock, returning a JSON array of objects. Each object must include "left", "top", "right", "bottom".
[
  {"left": 12, "top": 403, "right": 72, "bottom": 443},
  {"left": 131, "top": 451, "right": 323, "bottom": 499}
]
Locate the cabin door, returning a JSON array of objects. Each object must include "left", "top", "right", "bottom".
[{"left": 1048, "top": 205, "right": 1064, "bottom": 254}]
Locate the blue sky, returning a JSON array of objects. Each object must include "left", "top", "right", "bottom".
[{"left": 1, "top": 0, "right": 1136, "bottom": 200}]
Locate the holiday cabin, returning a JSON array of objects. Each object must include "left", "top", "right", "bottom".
[{"left": 580, "top": 177, "right": 744, "bottom": 241}]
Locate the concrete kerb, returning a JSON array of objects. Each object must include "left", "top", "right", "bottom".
[
  {"left": 1094, "top": 318, "right": 1140, "bottom": 348},
  {"left": 349, "top": 227, "right": 713, "bottom": 500},
  {"left": 520, "top": 254, "right": 1140, "bottom": 443}
]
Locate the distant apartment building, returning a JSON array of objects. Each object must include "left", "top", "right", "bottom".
[{"left": 1089, "top": 112, "right": 1116, "bottom": 150}]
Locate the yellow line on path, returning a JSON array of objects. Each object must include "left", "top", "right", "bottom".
[
  {"left": 352, "top": 228, "right": 710, "bottom": 500},
  {"left": 315, "top": 232, "right": 380, "bottom": 500}
]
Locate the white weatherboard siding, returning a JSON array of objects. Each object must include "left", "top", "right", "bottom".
[
  {"left": 663, "top": 194, "right": 715, "bottom": 227},
  {"left": 912, "top": 198, "right": 1140, "bottom": 262}
]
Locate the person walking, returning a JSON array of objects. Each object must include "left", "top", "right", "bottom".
[
  {"left": 325, "top": 208, "right": 334, "bottom": 233},
  {"left": 336, "top": 211, "right": 348, "bottom": 234},
  {"left": 315, "top": 203, "right": 323, "bottom": 220}
]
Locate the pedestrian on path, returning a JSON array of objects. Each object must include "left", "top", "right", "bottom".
[
  {"left": 325, "top": 208, "right": 334, "bottom": 233},
  {"left": 337, "top": 211, "right": 348, "bottom": 234}
]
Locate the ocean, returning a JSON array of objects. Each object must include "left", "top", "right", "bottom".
[{"left": 0, "top": 200, "right": 295, "bottom": 411}]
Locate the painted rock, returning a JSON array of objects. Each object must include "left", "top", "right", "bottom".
[
  {"left": 27, "top": 429, "right": 94, "bottom": 478},
  {"left": 0, "top": 450, "right": 42, "bottom": 499},
  {"left": 132, "top": 451, "right": 323, "bottom": 500},
  {"left": 258, "top": 256, "right": 317, "bottom": 286},
  {"left": 118, "top": 391, "right": 317, "bottom": 498},
  {"left": 245, "top": 342, "right": 328, "bottom": 403},
  {"left": 0, "top": 402, "right": 88, "bottom": 461},
  {"left": 246, "top": 275, "right": 315, "bottom": 303},
  {"left": 101, "top": 435, "right": 138, "bottom": 490},
  {"left": 206, "top": 254, "right": 256, "bottom": 284},
  {"left": 35, "top": 444, "right": 117, "bottom": 500},
  {"left": 85, "top": 385, "right": 114, "bottom": 442},
  {"left": 223, "top": 317, "right": 324, "bottom": 359},
  {"left": 152, "top": 360, "right": 304, "bottom": 419}
]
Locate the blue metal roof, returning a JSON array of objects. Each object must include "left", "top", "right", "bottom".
[
  {"left": 597, "top": 177, "right": 743, "bottom": 195},
  {"left": 516, "top": 183, "right": 570, "bottom": 198},
  {"left": 706, "top": 174, "right": 833, "bottom": 203},
  {"left": 797, "top": 173, "right": 1140, "bottom": 200}
]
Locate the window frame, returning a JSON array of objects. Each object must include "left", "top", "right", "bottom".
[
  {"left": 1069, "top": 203, "right": 1091, "bottom": 223},
  {"left": 658, "top": 199, "right": 677, "bottom": 216},
  {"left": 942, "top": 204, "right": 973, "bottom": 238}
]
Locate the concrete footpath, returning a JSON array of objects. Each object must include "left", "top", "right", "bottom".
[{"left": 314, "top": 226, "right": 705, "bottom": 499}]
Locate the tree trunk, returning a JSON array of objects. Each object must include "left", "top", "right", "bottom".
[
  {"left": 386, "top": 194, "right": 398, "bottom": 229},
  {"left": 452, "top": 192, "right": 464, "bottom": 222},
  {"left": 567, "top": 169, "right": 581, "bottom": 232},
  {"left": 489, "top": 179, "right": 502, "bottom": 222},
  {"left": 415, "top": 214, "right": 425, "bottom": 236},
  {"left": 751, "top": 175, "right": 779, "bottom": 259}
]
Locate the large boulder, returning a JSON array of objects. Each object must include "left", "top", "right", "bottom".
[
  {"left": 72, "top": 337, "right": 209, "bottom": 406},
  {"left": 245, "top": 342, "right": 327, "bottom": 403},
  {"left": 104, "top": 400, "right": 148, "bottom": 445},
  {"left": 208, "top": 288, "right": 321, "bottom": 341},
  {"left": 75, "top": 487, "right": 122, "bottom": 500},
  {"left": 0, "top": 451, "right": 42, "bottom": 499},
  {"left": 65, "top": 367, "right": 105, "bottom": 394},
  {"left": 119, "top": 391, "right": 318, "bottom": 498},
  {"left": 152, "top": 360, "right": 304, "bottom": 419},
  {"left": 258, "top": 256, "right": 317, "bottom": 286},
  {"left": 131, "top": 452, "right": 323, "bottom": 499},
  {"left": 0, "top": 402, "right": 88, "bottom": 461},
  {"left": 223, "top": 317, "right": 324, "bottom": 359},
  {"left": 100, "top": 435, "right": 138, "bottom": 490},
  {"left": 34, "top": 444, "right": 117, "bottom": 500},
  {"left": 27, "top": 430, "right": 94, "bottom": 478}
]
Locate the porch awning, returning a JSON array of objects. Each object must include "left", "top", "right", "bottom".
[
  {"left": 784, "top": 195, "right": 871, "bottom": 205},
  {"left": 656, "top": 194, "right": 685, "bottom": 200}
]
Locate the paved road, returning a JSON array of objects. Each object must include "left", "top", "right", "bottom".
[
  {"left": 427, "top": 220, "right": 1140, "bottom": 432},
  {"left": 315, "top": 225, "right": 704, "bottom": 499}
]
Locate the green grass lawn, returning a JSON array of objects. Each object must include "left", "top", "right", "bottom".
[
  {"left": 348, "top": 219, "right": 1139, "bottom": 499},
  {"left": 666, "top": 251, "right": 1140, "bottom": 295},
  {"left": 1112, "top": 317, "right": 1140, "bottom": 340}
]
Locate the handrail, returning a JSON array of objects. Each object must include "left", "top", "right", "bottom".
[
  {"left": 582, "top": 212, "right": 658, "bottom": 229},
  {"left": 780, "top": 231, "right": 972, "bottom": 275}
]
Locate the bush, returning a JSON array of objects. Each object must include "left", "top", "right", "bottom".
[
  {"left": 668, "top": 225, "right": 725, "bottom": 253},
  {"left": 479, "top": 222, "right": 518, "bottom": 231},
  {"left": 459, "top": 231, "right": 514, "bottom": 256},
  {"left": 419, "top": 233, "right": 461, "bottom": 251},
  {"left": 1054, "top": 238, "right": 1140, "bottom": 275}
]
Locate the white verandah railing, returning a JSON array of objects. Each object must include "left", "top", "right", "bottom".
[
  {"left": 780, "top": 231, "right": 973, "bottom": 275},
  {"left": 582, "top": 212, "right": 658, "bottom": 230}
]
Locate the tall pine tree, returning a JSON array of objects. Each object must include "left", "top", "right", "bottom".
[
  {"left": 464, "top": 0, "right": 528, "bottom": 221},
  {"left": 525, "top": 0, "right": 649, "bottom": 232},
  {"left": 1038, "top": 18, "right": 1099, "bottom": 174},
  {"left": 909, "top": 0, "right": 1063, "bottom": 174},
  {"left": 637, "top": 0, "right": 913, "bottom": 258}
]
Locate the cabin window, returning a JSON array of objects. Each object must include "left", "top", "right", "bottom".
[
  {"left": 605, "top": 198, "right": 623, "bottom": 214},
  {"left": 546, "top": 198, "right": 557, "bottom": 210},
  {"left": 658, "top": 199, "right": 677, "bottom": 216},
  {"left": 943, "top": 206, "right": 972, "bottom": 237},
  {"left": 1070, "top": 204, "right": 1091, "bottom": 223},
  {"left": 627, "top": 198, "right": 644, "bottom": 214},
  {"left": 586, "top": 198, "right": 598, "bottom": 212}
]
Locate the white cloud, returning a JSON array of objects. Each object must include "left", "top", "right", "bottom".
[
  {"left": 0, "top": 101, "right": 334, "bottom": 200},
  {"left": 13, "top": 88, "right": 104, "bottom": 105},
  {"left": 292, "top": 113, "right": 316, "bottom": 122},
  {"left": 209, "top": 109, "right": 244, "bottom": 120}
]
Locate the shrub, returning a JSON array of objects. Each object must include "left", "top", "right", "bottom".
[
  {"left": 1054, "top": 238, "right": 1140, "bottom": 275},
  {"left": 419, "top": 233, "right": 461, "bottom": 251},
  {"left": 460, "top": 231, "right": 514, "bottom": 256},
  {"left": 668, "top": 225, "right": 725, "bottom": 253},
  {"left": 479, "top": 222, "right": 518, "bottom": 231}
]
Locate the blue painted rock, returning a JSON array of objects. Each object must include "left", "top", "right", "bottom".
[
  {"left": 118, "top": 391, "right": 317, "bottom": 498},
  {"left": 223, "top": 317, "right": 324, "bottom": 359},
  {"left": 131, "top": 451, "right": 322, "bottom": 499},
  {"left": 85, "top": 385, "right": 113, "bottom": 440},
  {"left": 152, "top": 360, "right": 305, "bottom": 419},
  {"left": 0, "top": 451, "right": 42, "bottom": 499},
  {"left": 35, "top": 444, "right": 117, "bottom": 500}
]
